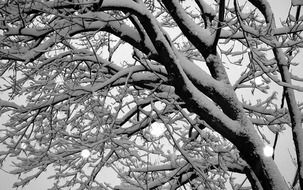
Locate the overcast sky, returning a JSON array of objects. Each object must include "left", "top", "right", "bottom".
[{"left": 0, "top": 0, "right": 301, "bottom": 189}]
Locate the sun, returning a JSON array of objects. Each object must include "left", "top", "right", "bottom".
[
  {"left": 55, "top": 75, "right": 64, "bottom": 86},
  {"left": 263, "top": 145, "right": 274, "bottom": 157},
  {"left": 20, "top": 142, "right": 27, "bottom": 149},
  {"left": 255, "top": 77, "right": 263, "bottom": 85},
  {"left": 81, "top": 149, "right": 91, "bottom": 159},
  {"left": 150, "top": 122, "right": 166, "bottom": 137}
]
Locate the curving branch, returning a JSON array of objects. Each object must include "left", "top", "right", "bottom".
[{"left": 0, "top": 1, "right": 302, "bottom": 190}]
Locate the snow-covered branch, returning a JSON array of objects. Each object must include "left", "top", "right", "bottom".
[{"left": 0, "top": 0, "right": 302, "bottom": 189}]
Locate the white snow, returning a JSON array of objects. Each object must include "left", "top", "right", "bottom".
[
  {"left": 174, "top": 0, "right": 215, "bottom": 46},
  {"left": 57, "top": 111, "right": 66, "bottom": 119},
  {"left": 92, "top": 91, "right": 99, "bottom": 100}
]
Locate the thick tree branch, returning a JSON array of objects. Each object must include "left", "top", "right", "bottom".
[
  {"left": 0, "top": 1, "right": 301, "bottom": 189},
  {"left": 248, "top": 0, "right": 303, "bottom": 187},
  {"left": 161, "top": 0, "right": 214, "bottom": 57},
  {"left": 161, "top": 0, "right": 231, "bottom": 84}
]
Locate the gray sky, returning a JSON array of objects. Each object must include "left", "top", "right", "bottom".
[{"left": 0, "top": 0, "right": 301, "bottom": 189}]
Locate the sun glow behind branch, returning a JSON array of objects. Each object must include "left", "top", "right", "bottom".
[
  {"left": 150, "top": 122, "right": 166, "bottom": 138},
  {"left": 263, "top": 144, "right": 274, "bottom": 157},
  {"left": 81, "top": 149, "right": 91, "bottom": 159}
]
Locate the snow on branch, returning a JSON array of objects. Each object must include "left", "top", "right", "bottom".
[
  {"left": 162, "top": 0, "right": 215, "bottom": 56},
  {"left": 0, "top": 99, "right": 21, "bottom": 109}
]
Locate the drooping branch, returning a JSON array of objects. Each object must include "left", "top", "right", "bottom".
[{"left": 0, "top": 0, "right": 301, "bottom": 189}]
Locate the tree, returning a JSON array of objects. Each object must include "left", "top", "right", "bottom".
[{"left": 0, "top": 0, "right": 302, "bottom": 189}]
